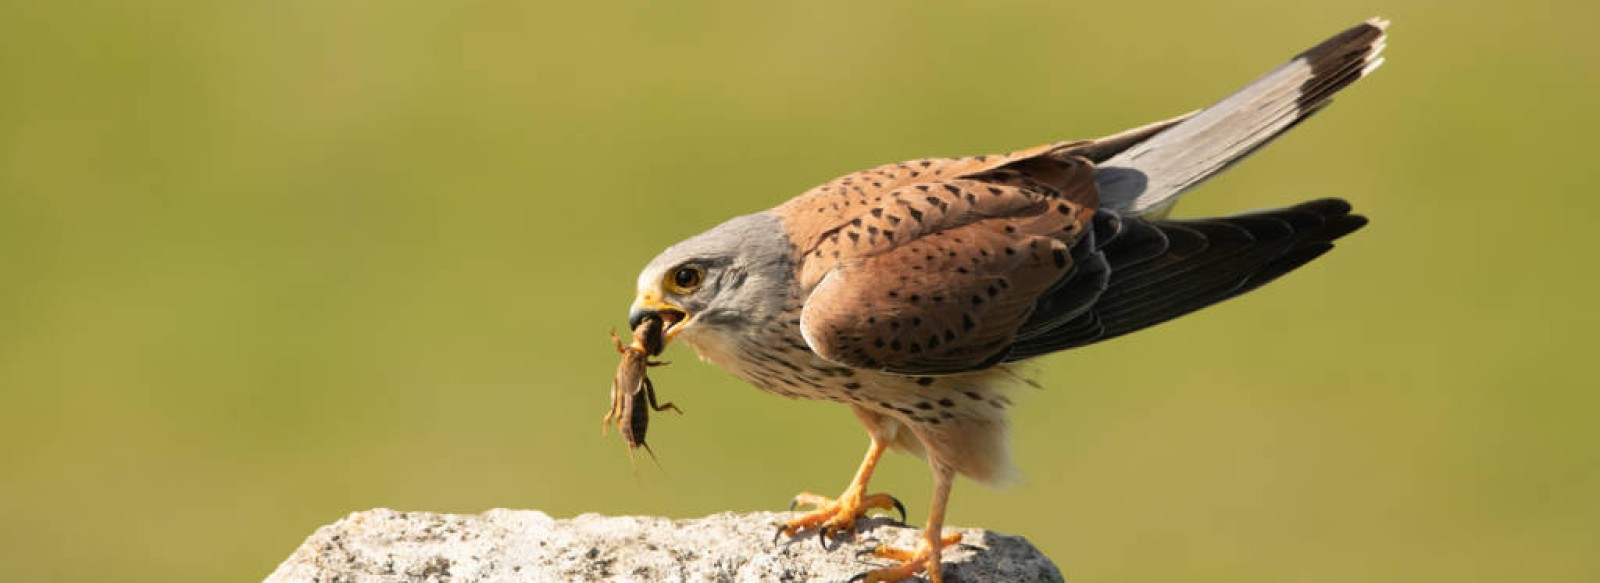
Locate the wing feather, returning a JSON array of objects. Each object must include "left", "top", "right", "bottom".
[
  {"left": 794, "top": 154, "right": 1099, "bottom": 373},
  {"left": 1006, "top": 198, "right": 1366, "bottom": 359}
]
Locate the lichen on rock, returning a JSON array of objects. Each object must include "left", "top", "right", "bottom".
[{"left": 266, "top": 508, "right": 1062, "bottom": 582}]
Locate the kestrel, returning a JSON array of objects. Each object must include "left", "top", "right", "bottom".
[{"left": 627, "top": 19, "right": 1387, "bottom": 583}]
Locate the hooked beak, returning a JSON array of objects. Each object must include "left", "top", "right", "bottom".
[{"left": 628, "top": 292, "right": 690, "bottom": 344}]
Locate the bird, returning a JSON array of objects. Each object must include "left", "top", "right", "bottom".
[{"left": 626, "top": 18, "right": 1388, "bottom": 583}]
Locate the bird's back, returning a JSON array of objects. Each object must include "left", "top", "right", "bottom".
[{"left": 775, "top": 19, "right": 1387, "bottom": 369}]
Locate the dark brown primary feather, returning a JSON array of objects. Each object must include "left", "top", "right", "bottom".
[{"left": 1006, "top": 198, "right": 1367, "bottom": 359}]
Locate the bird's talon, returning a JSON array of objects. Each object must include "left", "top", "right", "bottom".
[
  {"left": 778, "top": 488, "right": 901, "bottom": 543},
  {"left": 848, "top": 531, "right": 962, "bottom": 582}
]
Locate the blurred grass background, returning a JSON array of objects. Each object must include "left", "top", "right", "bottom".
[{"left": 2, "top": 0, "right": 1596, "bottom": 581}]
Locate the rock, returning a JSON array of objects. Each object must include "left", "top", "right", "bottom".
[{"left": 265, "top": 508, "right": 1063, "bottom": 582}]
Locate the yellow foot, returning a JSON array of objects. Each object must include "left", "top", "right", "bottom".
[
  {"left": 850, "top": 531, "right": 963, "bottom": 583},
  {"left": 775, "top": 490, "right": 907, "bottom": 548}
]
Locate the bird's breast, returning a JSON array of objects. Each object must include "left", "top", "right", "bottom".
[{"left": 680, "top": 322, "right": 859, "bottom": 401}]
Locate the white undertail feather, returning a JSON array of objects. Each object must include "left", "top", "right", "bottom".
[{"left": 1097, "top": 18, "right": 1390, "bottom": 218}]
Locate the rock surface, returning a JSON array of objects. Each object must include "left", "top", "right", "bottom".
[{"left": 266, "top": 508, "right": 1062, "bottom": 582}]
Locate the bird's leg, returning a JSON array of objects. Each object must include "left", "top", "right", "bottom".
[
  {"left": 779, "top": 437, "right": 906, "bottom": 544},
  {"left": 850, "top": 462, "right": 960, "bottom": 583}
]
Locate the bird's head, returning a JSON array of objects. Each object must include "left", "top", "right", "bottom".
[{"left": 629, "top": 212, "right": 793, "bottom": 349}]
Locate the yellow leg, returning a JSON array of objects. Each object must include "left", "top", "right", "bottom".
[
  {"left": 779, "top": 437, "right": 907, "bottom": 544},
  {"left": 851, "top": 463, "right": 959, "bottom": 583}
]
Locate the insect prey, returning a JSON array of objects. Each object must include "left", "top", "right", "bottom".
[{"left": 603, "top": 315, "right": 682, "bottom": 468}]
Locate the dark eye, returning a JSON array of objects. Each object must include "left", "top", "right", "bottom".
[{"left": 670, "top": 265, "right": 703, "bottom": 292}]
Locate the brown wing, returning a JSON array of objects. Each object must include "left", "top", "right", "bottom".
[{"left": 785, "top": 148, "right": 1100, "bottom": 374}]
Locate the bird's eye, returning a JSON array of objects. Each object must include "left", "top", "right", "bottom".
[{"left": 668, "top": 265, "right": 703, "bottom": 293}]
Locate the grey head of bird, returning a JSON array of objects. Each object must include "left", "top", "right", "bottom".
[{"left": 629, "top": 212, "right": 795, "bottom": 349}]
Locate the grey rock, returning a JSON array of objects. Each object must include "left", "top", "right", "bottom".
[{"left": 265, "top": 509, "right": 1062, "bottom": 582}]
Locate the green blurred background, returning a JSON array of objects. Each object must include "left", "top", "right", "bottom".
[{"left": 2, "top": 1, "right": 1596, "bottom": 581}]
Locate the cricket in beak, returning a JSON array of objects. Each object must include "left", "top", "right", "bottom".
[
  {"left": 604, "top": 313, "right": 683, "bottom": 469},
  {"left": 628, "top": 297, "right": 690, "bottom": 345}
]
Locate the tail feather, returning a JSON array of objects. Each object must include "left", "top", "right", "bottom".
[{"left": 1094, "top": 18, "right": 1389, "bottom": 217}]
